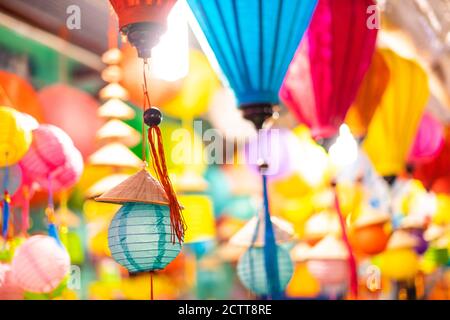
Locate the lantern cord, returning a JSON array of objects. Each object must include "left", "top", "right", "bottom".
[
  {"left": 141, "top": 60, "right": 150, "bottom": 164},
  {"left": 46, "top": 176, "right": 62, "bottom": 245},
  {"left": 261, "top": 174, "right": 281, "bottom": 299},
  {"left": 150, "top": 271, "right": 154, "bottom": 300},
  {"left": 2, "top": 165, "right": 10, "bottom": 239},
  {"left": 21, "top": 186, "right": 30, "bottom": 235},
  {"left": 143, "top": 59, "right": 185, "bottom": 244},
  {"left": 333, "top": 184, "right": 358, "bottom": 299}
]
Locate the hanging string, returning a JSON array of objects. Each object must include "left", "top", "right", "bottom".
[
  {"left": 2, "top": 165, "right": 10, "bottom": 239},
  {"left": 21, "top": 186, "right": 30, "bottom": 235},
  {"left": 332, "top": 182, "right": 358, "bottom": 299},
  {"left": 261, "top": 173, "right": 281, "bottom": 299},
  {"left": 150, "top": 271, "right": 154, "bottom": 300},
  {"left": 46, "top": 175, "right": 62, "bottom": 245},
  {"left": 142, "top": 58, "right": 185, "bottom": 244}
]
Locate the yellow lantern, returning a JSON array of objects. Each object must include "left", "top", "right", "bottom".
[
  {"left": 363, "top": 49, "right": 429, "bottom": 177},
  {"left": 0, "top": 106, "right": 32, "bottom": 166},
  {"left": 434, "top": 194, "right": 450, "bottom": 225},
  {"left": 181, "top": 194, "right": 216, "bottom": 244}
]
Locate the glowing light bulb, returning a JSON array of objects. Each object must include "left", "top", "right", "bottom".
[
  {"left": 151, "top": 1, "right": 189, "bottom": 82},
  {"left": 328, "top": 124, "right": 358, "bottom": 172}
]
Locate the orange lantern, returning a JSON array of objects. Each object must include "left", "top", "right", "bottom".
[{"left": 110, "top": 0, "right": 177, "bottom": 58}]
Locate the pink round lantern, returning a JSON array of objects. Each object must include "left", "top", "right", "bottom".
[
  {"left": 307, "top": 259, "right": 349, "bottom": 286},
  {"left": 11, "top": 235, "right": 70, "bottom": 293},
  {"left": 0, "top": 264, "right": 24, "bottom": 300},
  {"left": 38, "top": 84, "right": 103, "bottom": 159},
  {"left": 408, "top": 113, "right": 444, "bottom": 165},
  {"left": 20, "top": 124, "right": 84, "bottom": 192}
]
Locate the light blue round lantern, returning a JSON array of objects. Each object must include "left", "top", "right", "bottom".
[
  {"left": 0, "top": 164, "right": 22, "bottom": 196},
  {"left": 237, "top": 245, "right": 293, "bottom": 297},
  {"left": 108, "top": 202, "right": 182, "bottom": 273}
]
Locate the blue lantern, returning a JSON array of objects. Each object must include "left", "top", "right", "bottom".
[
  {"left": 108, "top": 202, "right": 182, "bottom": 273},
  {"left": 237, "top": 246, "right": 293, "bottom": 297},
  {"left": 186, "top": 0, "right": 318, "bottom": 125}
]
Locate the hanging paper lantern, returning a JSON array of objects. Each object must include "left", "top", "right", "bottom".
[
  {"left": 0, "top": 264, "right": 24, "bottom": 300},
  {"left": 280, "top": 0, "right": 378, "bottom": 140},
  {"left": 187, "top": 0, "right": 318, "bottom": 128},
  {"left": 408, "top": 113, "right": 444, "bottom": 165},
  {"left": 363, "top": 49, "right": 429, "bottom": 177},
  {"left": 161, "top": 50, "right": 220, "bottom": 119},
  {"left": 38, "top": 84, "right": 103, "bottom": 159},
  {"left": 237, "top": 246, "right": 293, "bottom": 297},
  {"left": 378, "top": 231, "right": 419, "bottom": 281},
  {"left": 108, "top": 202, "right": 182, "bottom": 273},
  {"left": 11, "top": 235, "right": 70, "bottom": 293},
  {"left": 345, "top": 50, "right": 390, "bottom": 138},
  {"left": 0, "top": 106, "right": 32, "bottom": 167},
  {"left": 0, "top": 71, "right": 45, "bottom": 122},
  {"left": 306, "top": 235, "right": 349, "bottom": 287},
  {"left": 110, "top": 0, "right": 177, "bottom": 58},
  {"left": 349, "top": 206, "right": 391, "bottom": 255},
  {"left": 20, "top": 124, "right": 84, "bottom": 192}
]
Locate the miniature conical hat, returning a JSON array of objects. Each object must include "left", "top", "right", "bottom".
[
  {"left": 229, "top": 215, "right": 295, "bottom": 247},
  {"left": 88, "top": 143, "right": 142, "bottom": 168},
  {"left": 386, "top": 230, "right": 418, "bottom": 250},
  {"left": 102, "top": 65, "right": 122, "bottom": 83},
  {"left": 175, "top": 171, "right": 208, "bottom": 193},
  {"left": 102, "top": 48, "right": 122, "bottom": 65},
  {"left": 99, "top": 83, "right": 128, "bottom": 101},
  {"left": 96, "top": 119, "right": 140, "bottom": 147},
  {"left": 353, "top": 207, "right": 390, "bottom": 229},
  {"left": 291, "top": 243, "right": 311, "bottom": 262},
  {"left": 95, "top": 168, "right": 169, "bottom": 205},
  {"left": 304, "top": 211, "right": 341, "bottom": 240},
  {"left": 98, "top": 99, "right": 135, "bottom": 120},
  {"left": 85, "top": 173, "right": 131, "bottom": 199},
  {"left": 306, "top": 235, "right": 349, "bottom": 260},
  {"left": 424, "top": 224, "right": 445, "bottom": 242},
  {"left": 400, "top": 215, "right": 426, "bottom": 229}
]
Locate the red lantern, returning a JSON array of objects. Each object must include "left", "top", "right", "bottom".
[
  {"left": 109, "top": 0, "right": 177, "bottom": 58},
  {"left": 280, "top": 0, "right": 378, "bottom": 141}
]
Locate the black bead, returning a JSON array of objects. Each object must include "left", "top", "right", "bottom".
[{"left": 144, "top": 107, "right": 163, "bottom": 127}]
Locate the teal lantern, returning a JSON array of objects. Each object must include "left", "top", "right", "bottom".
[
  {"left": 108, "top": 202, "right": 182, "bottom": 273},
  {"left": 97, "top": 169, "right": 183, "bottom": 274},
  {"left": 237, "top": 246, "right": 293, "bottom": 297}
]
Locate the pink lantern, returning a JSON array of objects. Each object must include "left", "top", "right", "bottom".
[
  {"left": 38, "top": 84, "right": 103, "bottom": 159},
  {"left": 20, "top": 124, "right": 84, "bottom": 193},
  {"left": 280, "top": 0, "right": 378, "bottom": 140},
  {"left": 307, "top": 260, "right": 349, "bottom": 286},
  {"left": 408, "top": 113, "right": 444, "bottom": 165},
  {"left": 0, "top": 264, "right": 24, "bottom": 300},
  {"left": 11, "top": 235, "right": 70, "bottom": 293}
]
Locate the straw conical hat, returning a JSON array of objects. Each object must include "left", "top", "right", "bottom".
[
  {"left": 98, "top": 99, "right": 135, "bottom": 120},
  {"left": 95, "top": 168, "right": 169, "bottom": 205},
  {"left": 88, "top": 143, "right": 143, "bottom": 168},
  {"left": 400, "top": 214, "right": 426, "bottom": 229},
  {"left": 175, "top": 171, "right": 208, "bottom": 193},
  {"left": 291, "top": 243, "right": 311, "bottom": 262},
  {"left": 99, "top": 83, "right": 128, "bottom": 101},
  {"left": 85, "top": 173, "right": 131, "bottom": 199},
  {"left": 229, "top": 215, "right": 295, "bottom": 247},
  {"left": 96, "top": 119, "right": 140, "bottom": 147},
  {"left": 353, "top": 207, "right": 390, "bottom": 229},
  {"left": 386, "top": 230, "right": 418, "bottom": 250},
  {"left": 102, "top": 65, "right": 122, "bottom": 83},
  {"left": 306, "top": 235, "right": 349, "bottom": 260},
  {"left": 304, "top": 210, "right": 341, "bottom": 241}
]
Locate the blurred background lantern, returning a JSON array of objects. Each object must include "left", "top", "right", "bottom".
[
  {"left": 0, "top": 264, "right": 24, "bottom": 300},
  {"left": 345, "top": 50, "right": 390, "bottom": 139},
  {"left": 363, "top": 49, "right": 429, "bottom": 178},
  {"left": 0, "top": 71, "right": 45, "bottom": 123},
  {"left": 11, "top": 235, "right": 70, "bottom": 293},
  {"left": 0, "top": 164, "right": 22, "bottom": 197},
  {"left": 408, "top": 113, "right": 445, "bottom": 165},
  {"left": 38, "top": 84, "right": 103, "bottom": 159},
  {"left": 237, "top": 246, "right": 293, "bottom": 297},
  {"left": 280, "top": 0, "right": 378, "bottom": 141}
]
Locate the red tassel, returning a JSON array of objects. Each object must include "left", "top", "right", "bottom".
[{"left": 148, "top": 126, "right": 185, "bottom": 244}]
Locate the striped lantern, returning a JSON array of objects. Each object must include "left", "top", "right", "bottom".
[
  {"left": 19, "top": 124, "right": 84, "bottom": 192},
  {"left": 0, "top": 264, "right": 24, "bottom": 300},
  {"left": 11, "top": 235, "right": 70, "bottom": 293},
  {"left": 108, "top": 202, "right": 182, "bottom": 273},
  {"left": 237, "top": 246, "right": 293, "bottom": 297}
]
